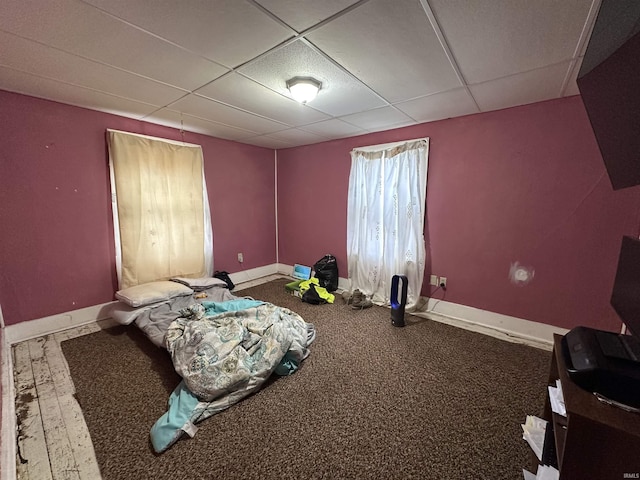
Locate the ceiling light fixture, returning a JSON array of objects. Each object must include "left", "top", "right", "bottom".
[{"left": 286, "top": 76, "right": 322, "bottom": 104}]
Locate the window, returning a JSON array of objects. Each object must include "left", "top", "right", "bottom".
[
  {"left": 107, "top": 130, "right": 213, "bottom": 289},
  {"left": 347, "top": 138, "right": 429, "bottom": 307}
]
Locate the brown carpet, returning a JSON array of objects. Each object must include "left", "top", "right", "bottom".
[{"left": 61, "top": 279, "right": 549, "bottom": 479}]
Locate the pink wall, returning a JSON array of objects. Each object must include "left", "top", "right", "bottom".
[
  {"left": 277, "top": 96, "right": 640, "bottom": 331},
  {"left": 0, "top": 90, "right": 276, "bottom": 326},
  {"left": 3, "top": 89, "right": 639, "bottom": 332}
]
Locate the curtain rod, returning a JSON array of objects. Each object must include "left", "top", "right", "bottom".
[
  {"left": 351, "top": 137, "right": 428, "bottom": 153},
  {"left": 106, "top": 128, "right": 202, "bottom": 148}
]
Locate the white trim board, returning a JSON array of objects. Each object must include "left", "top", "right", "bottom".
[
  {"left": 277, "top": 263, "right": 566, "bottom": 350},
  {"left": 106, "top": 128, "right": 201, "bottom": 148},
  {"left": 276, "top": 263, "right": 351, "bottom": 291},
  {"left": 0, "top": 300, "right": 8, "bottom": 478},
  {"left": 414, "top": 299, "right": 568, "bottom": 351},
  {"left": 229, "top": 264, "right": 281, "bottom": 290},
  {"left": 4, "top": 301, "right": 119, "bottom": 346},
  {"left": 352, "top": 137, "right": 429, "bottom": 153},
  {"left": 1, "top": 327, "right": 17, "bottom": 480},
  {"left": 4, "top": 264, "right": 283, "bottom": 346}
]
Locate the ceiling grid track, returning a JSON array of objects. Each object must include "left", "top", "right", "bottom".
[
  {"left": 559, "top": 0, "right": 601, "bottom": 97},
  {"left": 0, "top": 0, "right": 612, "bottom": 148},
  {"left": 418, "top": 0, "right": 481, "bottom": 112}
]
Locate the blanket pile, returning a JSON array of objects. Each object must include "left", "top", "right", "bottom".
[{"left": 151, "top": 299, "right": 315, "bottom": 452}]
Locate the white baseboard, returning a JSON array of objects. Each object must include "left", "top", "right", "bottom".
[
  {"left": 276, "top": 264, "right": 561, "bottom": 349},
  {"left": 229, "top": 264, "right": 282, "bottom": 290},
  {"left": 233, "top": 273, "right": 288, "bottom": 292},
  {"left": 414, "top": 298, "right": 567, "bottom": 350},
  {"left": 1, "top": 328, "right": 17, "bottom": 480},
  {"left": 4, "top": 265, "right": 285, "bottom": 347},
  {"left": 4, "top": 301, "right": 118, "bottom": 346},
  {"left": 3, "top": 265, "right": 566, "bottom": 352},
  {"left": 276, "top": 263, "right": 351, "bottom": 291},
  {"left": 323, "top": 268, "right": 566, "bottom": 350},
  {"left": 276, "top": 263, "right": 299, "bottom": 280}
]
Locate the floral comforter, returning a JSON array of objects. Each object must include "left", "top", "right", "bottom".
[
  {"left": 165, "top": 300, "right": 313, "bottom": 401},
  {"left": 151, "top": 299, "right": 315, "bottom": 452}
]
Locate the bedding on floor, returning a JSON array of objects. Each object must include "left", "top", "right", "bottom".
[
  {"left": 132, "top": 285, "right": 236, "bottom": 348},
  {"left": 108, "top": 282, "right": 316, "bottom": 453}
]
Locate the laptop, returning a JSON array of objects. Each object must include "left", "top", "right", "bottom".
[{"left": 292, "top": 264, "right": 312, "bottom": 281}]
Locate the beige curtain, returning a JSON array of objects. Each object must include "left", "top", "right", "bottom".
[{"left": 108, "top": 130, "right": 211, "bottom": 289}]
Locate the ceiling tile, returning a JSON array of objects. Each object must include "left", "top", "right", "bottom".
[
  {"left": 240, "top": 135, "right": 296, "bottom": 149},
  {"left": 469, "top": 62, "right": 573, "bottom": 112},
  {"left": 267, "top": 128, "right": 328, "bottom": 145},
  {"left": 430, "top": 0, "right": 593, "bottom": 83},
  {"left": 196, "top": 72, "right": 330, "bottom": 126},
  {"left": 0, "top": 0, "right": 229, "bottom": 91},
  {"left": 307, "top": 0, "right": 461, "bottom": 103},
  {"left": 142, "top": 109, "right": 256, "bottom": 142},
  {"left": 394, "top": 88, "right": 479, "bottom": 123},
  {"left": 0, "top": 66, "right": 157, "bottom": 118},
  {"left": 299, "top": 118, "right": 367, "bottom": 138},
  {"left": 83, "top": 0, "right": 294, "bottom": 68},
  {"left": 170, "top": 94, "right": 289, "bottom": 134},
  {"left": 0, "top": 0, "right": 609, "bottom": 149},
  {"left": 0, "top": 31, "right": 186, "bottom": 107},
  {"left": 564, "top": 80, "right": 581, "bottom": 97},
  {"left": 339, "top": 106, "right": 414, "bottom": 130},
  {"left": 238, "top": 39, "right": 386, "bottom": 117},
  {"left": 255, "top": 0, "right": 361, "bottom": 32},
  {"left": 366, "top": 121, "right": 415, "bottom": 135}
]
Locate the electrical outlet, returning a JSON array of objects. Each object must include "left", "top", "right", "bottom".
[
  {"left": 430, "top": 274, "right": 439, "bottom": 286},
  {"left": 237, "top": 252, "right": 243, "bottom": 263},
  {"left": 439, "top": 277, "right": 447, "bottom": 288}
]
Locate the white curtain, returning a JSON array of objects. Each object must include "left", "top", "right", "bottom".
[
  {"left": 347, "top": 138, "right": 429, "bottom": 308},
  {"left": 108, "top": 129, "right": 213, "bottom": 289}
]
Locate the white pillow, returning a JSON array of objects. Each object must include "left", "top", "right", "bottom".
[
  {"left": 109, "top": 300, "right": 173, "bottom": 325},
  {"left": 115, "top": 281, "right": 194, "bottom": 308},
  {"left": 170, "top": 276, "right": 226, "bottom": 289}
]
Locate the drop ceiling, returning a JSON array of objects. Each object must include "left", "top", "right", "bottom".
[{"left": 0, "top": 0, "right": 601, "bottom": 149}]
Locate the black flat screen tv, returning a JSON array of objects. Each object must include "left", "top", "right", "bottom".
[
  {"left": 611, "top": 236, "right": 640, "bottom": 338},
  {"left": 577, "top": 0, "right": 640, "bottom": 191}
]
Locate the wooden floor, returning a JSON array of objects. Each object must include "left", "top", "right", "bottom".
[{"left": 12, "top": 321, "right": 117, "bottom": 480}]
